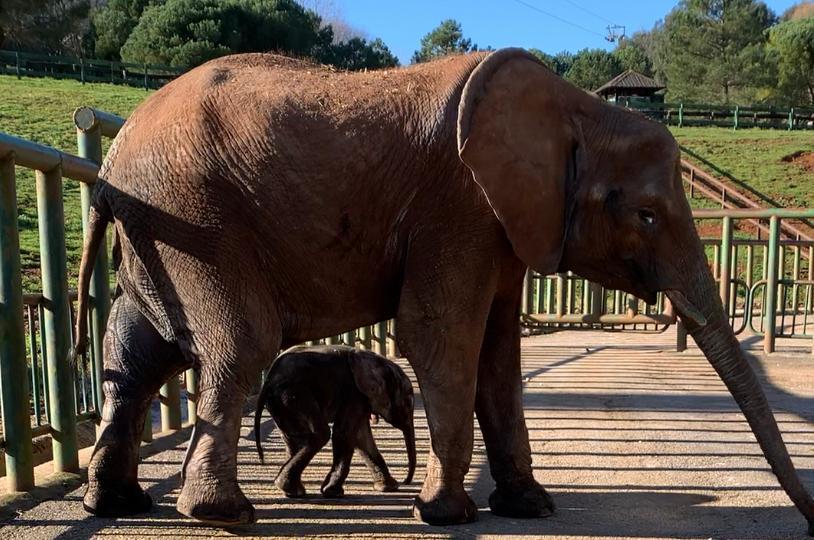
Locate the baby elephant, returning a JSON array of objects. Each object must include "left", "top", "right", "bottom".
[{"left": 254, "top": 345, "right": 417, "bottom": 498}]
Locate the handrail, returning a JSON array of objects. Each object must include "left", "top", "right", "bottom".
[
  {"left": 692, "top": 208, "right": 814, "bottom": 219},
  {"left": 0, "top": 132, "right": 99, "bottom": 182}
]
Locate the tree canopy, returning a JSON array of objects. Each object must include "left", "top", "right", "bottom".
[
  {"left": 660, "top": 0, "right": 776, "bottom": 103},
  {"left": 120, "top": 0, "right": 328, "bottom": 67},
  {"left": 412, "top": 19, "right": 474, "bottom": 63},
  {"left": 768, "top": 16, "right": 814, "bottom": 104}
]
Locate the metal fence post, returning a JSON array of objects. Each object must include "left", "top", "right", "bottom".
[
  {"left": 36, "top": 166, "right": 79, "bottom": 473},
  {"left": 733, "top": 105, "right": 739, "bottom": 130},
  {"left": 764, "top": 215, "right": 780, "bottom": 354},
  {"left": 0, "top": 156, "right": 35, "bottom": 491},
  {"left": 719, "top": 216, "right": 733, "bottom": 317},
  {"left": 678, "top": 103, "right": 683, "bottom": 127},
  {"left": 788, "top": 108, "right": 794, "bottom": 131},
  {"left": 160, "top": 377, "right": 182, "bottom": 432},
  {"left": 185, "top": 368, "right": 198, "bottom": 424},
  {"left": 15, "top": 51, "right": 21, "bottom": 79},
  {"left": 76, "top": 120, "right": 110, "bottom": 421}
]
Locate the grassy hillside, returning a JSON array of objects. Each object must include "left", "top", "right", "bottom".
[
  {"left": 670, "top": 126, "right": 814, "bottom": 208},
  {"left": 0, "top": 75, "right": 149, "bottom": 291},
  {"left": 1, "top": 75, "right": 813, "bottom": 293}
]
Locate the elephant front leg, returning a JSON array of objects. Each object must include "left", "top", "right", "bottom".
[
  {"left": 475, "top": 287, "right": 554, "bottom": 519},
  {"left": 397, "top": 317, "right": 485, "bottom": 525},
  {"left": 356, "top": 422, "right": 398, "bottom": 492}
]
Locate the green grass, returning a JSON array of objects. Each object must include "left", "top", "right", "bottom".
[
  {"left": 670, "top": 126, "right": 814, "bottom": 208},
  {"left": 0, "top": 75, "right": 150, "bottom": 291},
  {"left": 1, "top": 75, "right": 813, "bottom": 293}
]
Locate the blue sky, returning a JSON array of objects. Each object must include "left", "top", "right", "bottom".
[{"left": 338, "top": 0, "right": 800, "bottom": 64}]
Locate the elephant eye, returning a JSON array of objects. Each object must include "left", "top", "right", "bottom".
[{"left": 638, "top": 208, "right": 657, "bottom": 226}]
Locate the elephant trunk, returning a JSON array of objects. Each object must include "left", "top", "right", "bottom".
[
  {"left": 402, "top": 420, "right": 416, "bottom": 485},
  {"left": 666, "top": 263, "right": 814, "bottom": 535}
]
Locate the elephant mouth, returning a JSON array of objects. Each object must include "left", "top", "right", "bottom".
[{"left": 664, "top": 289, "right": 707, "bottom": 328}]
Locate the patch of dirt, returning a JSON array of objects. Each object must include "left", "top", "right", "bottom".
[{"left": 781, "top": 150, "right": 814, "bottom": 171}]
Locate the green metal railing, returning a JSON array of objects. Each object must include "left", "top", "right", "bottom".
[
  {"left": 520, "top": 208, "right": 814, "bottom": 354},
  {"left": 1, "top": 108, "right": 812, "bottom": 493}
]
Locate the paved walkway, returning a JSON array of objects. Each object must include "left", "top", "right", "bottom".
[{"left": 2, "top": 329, "right": 814, "bottom": 539}]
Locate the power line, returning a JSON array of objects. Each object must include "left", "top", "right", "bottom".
[
  {"left": 555, "top": 0, "right": 615, "bottom": 25},
  {"left": 510, "top": 0, "right": 606, "bottom": 38}
]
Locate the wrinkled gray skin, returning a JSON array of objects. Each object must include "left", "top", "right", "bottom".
[
  {"left": 74, "top": 48, "right": 814, "bottom": 533},
  {"left": 253, "top": 345, "right": 416, "bottom": 499}
]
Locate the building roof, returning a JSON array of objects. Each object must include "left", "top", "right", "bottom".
[{"left": 595, "top": 70, "right": 665, "bottom": 94}]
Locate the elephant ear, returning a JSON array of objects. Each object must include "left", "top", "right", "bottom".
[
  {"left": 348, "top": 352, "right": 391, "bottom": 415},
  {"left": 457, "top": 48, "right": 577, "bottom": 275}
]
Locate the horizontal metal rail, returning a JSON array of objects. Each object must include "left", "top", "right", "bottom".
[{"left": 0, "top": 132, "right": 99, "bottom": 183}]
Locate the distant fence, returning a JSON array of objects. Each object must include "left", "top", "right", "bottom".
[
  {"left": 0, "top": 50, "right": 185, "bottom": 90},
  {"left": 618, "top": 97, "right": 814, "bottom": 131}
]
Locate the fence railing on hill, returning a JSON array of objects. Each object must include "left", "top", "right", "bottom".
[
  {"left": 0, "top": 50, "right": 185, "bottom": 90},
  {"left": 619, "top": 97, "right": 814, "bottom": 131},
  {"left": 0, "top": 108, "right": 812, "bottom": 494}
]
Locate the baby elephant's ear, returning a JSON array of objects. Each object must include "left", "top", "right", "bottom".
[{"left": 348, "top": 352, "right": 392, "bottom": 415}]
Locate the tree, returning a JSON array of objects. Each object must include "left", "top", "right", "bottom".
[
  {"left": 412, "top": 19, "right": 473, "bottom": 63},
  {"left": 564, "top": 48, "right": 623, "bottom": 91},
  {"left": 769, "top": 16, "right": 814, "bottom": 104},
  {"left": 613, "top": 39, "right": 652, "bottom": 76},
  {"left": 0, "top": 0, "right": 91, "bottom": 55},
  {"left": 782, "top": 1, "right": 814, "bottom": 20},
  {"left": 92, "top": 0, "right": 160, "bottom": 60},
  {"left": 318, "top": 37, "right": 399, "bottom": 70},
  {"left": 661, "top": 0, "right": 776, "bottom": 103},
  {"left": 120, "top": 0, "right": 328, "bottom": 67},
  {"left": 527, "top": 49, "right": 573, "bottom": 77}
]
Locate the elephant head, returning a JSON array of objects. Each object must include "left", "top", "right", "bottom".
[
  {"left": 457, "top": 48, "right": 814, "bottom": 533},
  {"left": 349, "top": 351, "right": 417, "bottom": 484}
]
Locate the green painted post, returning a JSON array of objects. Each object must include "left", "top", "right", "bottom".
[
  {"left": 142, "top": 407, "right": 153, "bottom": 442},
  {"left": 678, "top": 103, "right": 684, "bottom": 127},
  {"left": 36, "top": 167, "right": 79, "bottom": 473},
  {"left": 733, "top": 105, "right": 739, "bottom": 130},
  {"left": 343, "top": 330, "right": 355, "bottom": 347},
  {"left": 160, "top": 377, "right": 182, "bottom": 432},
  {"left": 376, "top": 322, "right": 387, "bottom": 355},
  {"left": 15, "top": 52, "right": 21, "bottom": 79},
  {"left": 788, "top": 108, "right": 795, "bottom": 131},
  {"left": 185, "top": 368, "right": 198, "bottom": 424},
  {"left": 555, "top": 274, "right": 565, "bottom": 318},
  {"left": 764, "top": 216, "right": 780, "bottom": 354},
  {"left": 77, "top": 123, "right": 110, "bottom": 419},
  {"left": 0, "top": 156, "right": 35, "bottom": 491},
  {"left": 143, "top": 64, "right": 148, "bottom": 91},
  {"left": 80, "top": 58, "right": 85, "bottom": 84},
  {"left": 719, "top": 216, "right": 733, "bottom": 318},
  {"left": 746, "top": 244, "right": 754, "bottom": 288}
]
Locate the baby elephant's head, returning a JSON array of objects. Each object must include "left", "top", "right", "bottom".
[{"left": 350, "top": 351, "right": 416, "bottom": 484}]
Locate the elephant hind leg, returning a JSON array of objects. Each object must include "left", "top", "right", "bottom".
[
  {"left": 273, "top": 399, "right": 330, "bottom": 498},
  {"left": 84, "top": 293, "right": 189, "bottom": 518}
]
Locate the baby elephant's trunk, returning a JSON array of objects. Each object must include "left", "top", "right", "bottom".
[{"left": 403, "top": 419, "right": 416, "bottom": 484}]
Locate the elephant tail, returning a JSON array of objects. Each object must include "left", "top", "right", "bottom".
[
  {"left": 254, "top": 377, "right": 275, "bottom": 464},
  {"left": 73, "top": 182, "right": 113, "bottom": 360}
]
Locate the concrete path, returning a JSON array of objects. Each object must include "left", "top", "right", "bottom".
[{"left": 2, "top": 329, "right": 813, "bottom": 539}]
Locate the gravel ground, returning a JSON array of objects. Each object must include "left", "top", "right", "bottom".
[{"left": 1, "top": 329, "right": 813, "bottom": 540}]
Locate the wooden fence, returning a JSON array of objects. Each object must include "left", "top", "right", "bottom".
[
  {"left": 0, "top": 50, "right": 185, "bottom": 90},
  {"left": 618, "top": 97, "right": 814, "bottom": 131}
]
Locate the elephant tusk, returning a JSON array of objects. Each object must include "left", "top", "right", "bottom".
[{"left": 665, "top": 289, "right": 707, "bottom": 328}]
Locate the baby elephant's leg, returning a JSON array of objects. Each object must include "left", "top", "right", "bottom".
[
  {"left": 320, "top": 422, "right": 355, "bottom": 498},
  {"left": 357, "top": 422, "right": 398, "bottom": 492},
  {"left": 274, "top": 401, "right": 329, "bottom": 498}
]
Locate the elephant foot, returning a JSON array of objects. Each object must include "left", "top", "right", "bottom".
[
  {"left": 275, "top": 474, "right": 306, "bottom": 498},
  {"left": 83, "top": 481, "right": 152, "bottom": 518},
  {"left": 489, "top": 479, "right": 555, "bottom": 519},
  {"left": 413, "top": 485, "right": 478, "bottom": 525},
  {"left": 176, "top": 479, "right": 255, "bottom": 526},
  {"left": 374, "top": 476, "right": 399, "bottom": 493},
  {"left": 321, "top": 483, "right": 344, "bottom": 498}
]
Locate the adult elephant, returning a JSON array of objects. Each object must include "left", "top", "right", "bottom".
[{"left": 75, "top": 49, "right": 814, "bottom": 533}]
